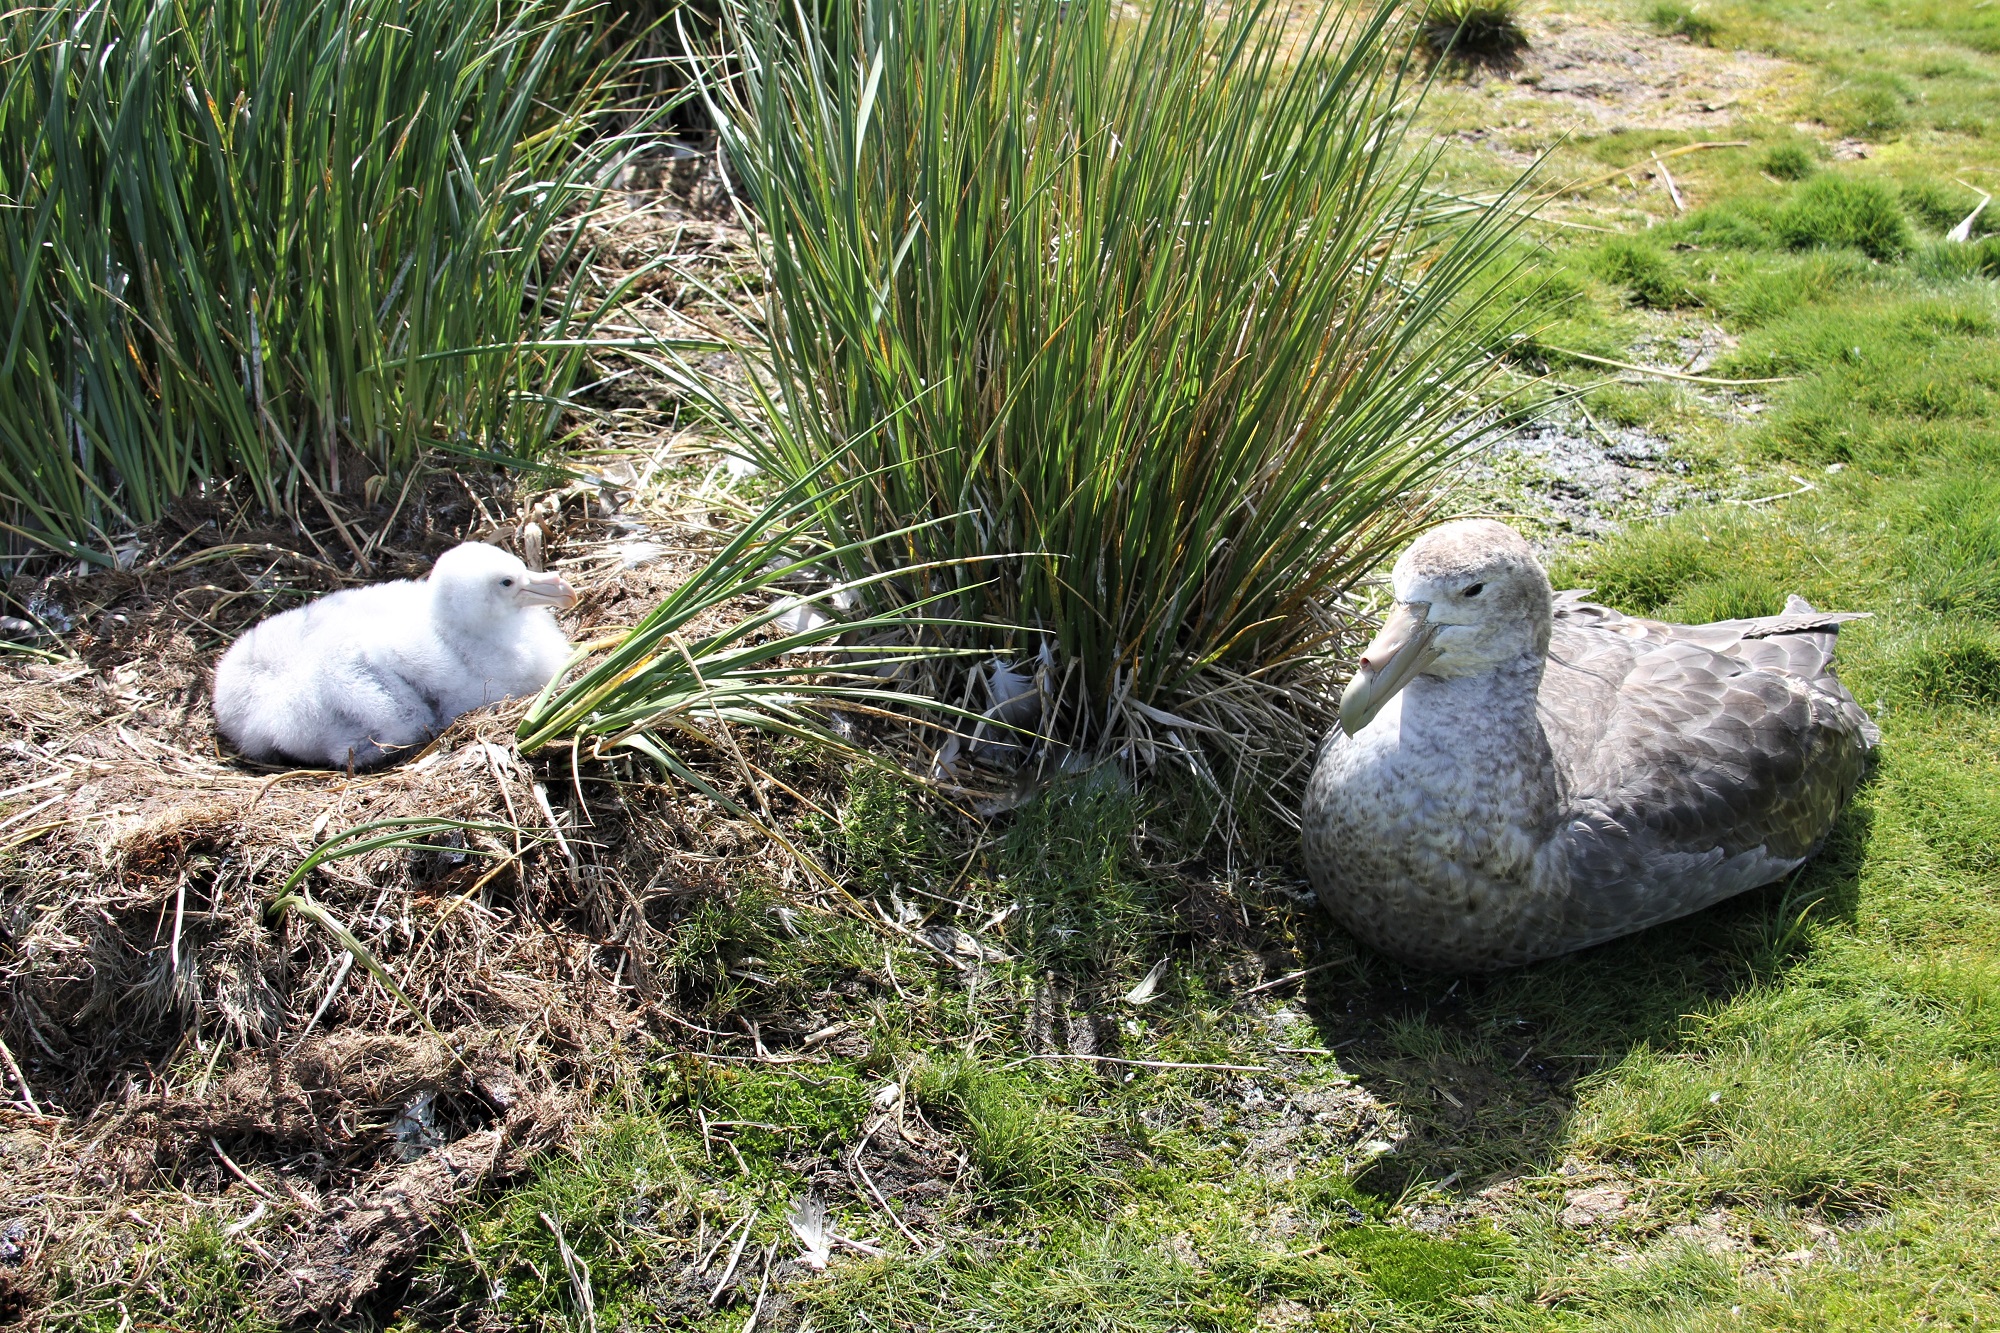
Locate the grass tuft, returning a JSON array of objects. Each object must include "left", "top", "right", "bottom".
[
  {"left": 1775, "top": 176, "right": 1914, "bottom": 261},
  {"left": 911, "top": 1059, "right": 1104, "bottom": 1207},
  {"left": 1595, "top": 236, "right": 1700, "bottom": 308},
  {"left": 1880, "top": 622, "right": 2000, "bottom": 709},
  {"left": 1819, "top": 74, "right": 1915, "bottom": 138},
  {"left": 1648, "top": 0, "right": 1720, "bottom": 45},
  {"left": 1900, "top": 178, "right": 1994, "bottom": 235},
  {"left": 1420, "top": 0, "right": 1532, "bottom": 70},
  {"left": 1760, "top": 142, "right": 1819, "bottom": 182}
]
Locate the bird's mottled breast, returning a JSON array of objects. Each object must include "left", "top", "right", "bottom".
[{"left": 1302, "top": 669, "right": 1563, "bottom": 967}]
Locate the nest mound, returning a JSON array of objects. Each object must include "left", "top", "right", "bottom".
[{"left": 0, "top": 480, "right": 815, "bottom": 1323}]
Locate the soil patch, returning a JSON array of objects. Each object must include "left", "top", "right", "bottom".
[{"left": 1499, "top": 13, "right": 1804, "bottom": 132}]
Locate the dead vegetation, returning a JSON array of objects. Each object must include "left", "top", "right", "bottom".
[{"left": 0, "top": 407, "right": 888, "bottom": 1324}]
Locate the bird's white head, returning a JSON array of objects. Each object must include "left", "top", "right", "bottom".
[
  {"left": 426, "top": 542, "right": 578, "bottom": 638},
  {"left": 1339, "top": 519, "right": 1553, "bottom": 736}
]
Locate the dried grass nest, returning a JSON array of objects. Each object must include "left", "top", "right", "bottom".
[{"left": 0, "top": 475, "right": 870, "bottom": 1322}]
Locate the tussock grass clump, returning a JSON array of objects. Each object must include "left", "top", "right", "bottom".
[
  {"left": 1595, "top": 236, "right": 1701, "bottom": 308},
  {"left": 1760, "top": 142, "right": 1819, "bottom": 182},
  {"left": 1921, "top": 234, "right": 2000, "bottom": 281},
  {"left": 1420, "top": 0, "right": 1531, "bottom": 71},
  {"left": 1775, "top": 176, "right": 1914, "bottom": 261},
  {"left": 1712, "top": 250, "right": 1884, "bottom": 326},
  {"left": 1819, "top": 74, "right": 1915, "bottom": 138},
  {"left": 1648, "top": 0, "right": 1719, "bottom": 45},
  {"left": 1665, "top": 200, "right": 1783, "bottom": 252},
  {"left": 1880, "top": 622, "right": 2000, "bottom": 709},
  {"left": 0, "top": 0, "right": 642, "bottom": 564},
  {"left": 1900, "top": 178, "right": 1982, "bottom": 232},
  {"left": 701, "top": 0, "right": 1536, "bottom": 798}
]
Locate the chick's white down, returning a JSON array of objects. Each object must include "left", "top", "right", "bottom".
[{"left": 212, "top": 542, "right": 577, "bottom": 769}]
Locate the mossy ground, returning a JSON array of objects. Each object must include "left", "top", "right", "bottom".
[{"left": 67, "top": 0, "right": 2000, "bottom": 1327}]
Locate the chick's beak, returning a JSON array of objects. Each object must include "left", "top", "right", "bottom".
[
  {"left": 1339, "top": 600, "right": 1441, "bottom": 737},
  {"left": 520, "top": 572, "right": 578, "bottom": 610}
]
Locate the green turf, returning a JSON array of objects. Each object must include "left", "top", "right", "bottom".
[{"left": 81, "top": 0, "right": 2000, "bottom": 1327}]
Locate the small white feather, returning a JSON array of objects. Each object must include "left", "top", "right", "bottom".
[
  {"left": 788, "top": 1196, "right": 832, "bottom": 1272},
  {"left": 1124, "top": 958, "right": 1169, "bottom": 1005}
]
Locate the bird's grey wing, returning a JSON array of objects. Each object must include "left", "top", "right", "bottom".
[
  {"left": 1550, "top": 595, "right": 1878, "bottom": 745},
  {"left": 1537, "top": 600, "right": 1644, "bottom": 760},
  {"left": 1543, "top": 624, "right": 1874, "bottom": 945}
]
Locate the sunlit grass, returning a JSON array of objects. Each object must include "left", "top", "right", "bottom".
[
  {"left": 59, "top": 1, "right": 2000, "bottom": 1328},
  {"left": 0, "top": 0, "right": 657, "bottom": 564}
]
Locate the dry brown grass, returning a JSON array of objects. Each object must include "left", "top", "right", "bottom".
[{"left": 0, "top": 416, "right": 887, "bottom": 1322}]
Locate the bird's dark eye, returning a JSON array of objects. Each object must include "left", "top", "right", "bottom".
[
  {"left": 1463, "top": 583, "right": 1485, "bottom": 598},
  {"left": 501, "top": 578, "right": 514, "bottom": 587}
]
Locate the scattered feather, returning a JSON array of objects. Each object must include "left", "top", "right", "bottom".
[
  {"left": 788, "top": 1195, "right": 832, "bottom": 1272},
  {"left": 1124, "top": 957, "right": 1169, "bottom": 1005}
]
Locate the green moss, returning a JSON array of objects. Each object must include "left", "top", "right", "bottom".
[
  {"left": 1331, "top": 1227, "right": 1507, "bottom": 1309},
  {"left": 1294, "top": 1169, "right": 1391, "bottom": 1223}
]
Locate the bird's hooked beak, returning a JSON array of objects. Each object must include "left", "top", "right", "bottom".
[
  {"left": 519, "top": 571, "right": 578, "bottom": 610},
  {"left": 1339, "top": 600, "right": 1442, "bottom": 737}
]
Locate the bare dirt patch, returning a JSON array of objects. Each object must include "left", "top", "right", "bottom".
[
  {"left": 1497, "top": 14, "right": 1806, "bottom": 132},
  {"left": 1472, "top": 410, "right": 1699, "bottom": 544}
]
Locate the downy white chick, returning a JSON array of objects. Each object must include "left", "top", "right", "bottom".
[{"left": 212, "top": 542, "right": 577, "bottom": 770}]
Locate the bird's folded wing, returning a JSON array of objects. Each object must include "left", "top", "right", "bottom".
[
  {"left": 1573, "top": 626, "right": 1869, "bottom": 860},
  {"left": 1532, "top": 627, "right": 1871, "bottom": 943}
]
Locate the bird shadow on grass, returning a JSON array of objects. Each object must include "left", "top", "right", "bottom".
[{"left": 1286, "top": 794, "right": 1875, "bottom": 1203}]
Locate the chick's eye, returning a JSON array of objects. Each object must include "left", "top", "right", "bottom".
[
  {"left": 1463, "top": 583, "right": 1485, "bottom": 598},
  {"left": 501, "top": 578, "right": 514, "bottom": 587}
]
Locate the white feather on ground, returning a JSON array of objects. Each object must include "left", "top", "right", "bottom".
[{"left": 212, "top": 542, "right": 577, "bottom": 770}]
